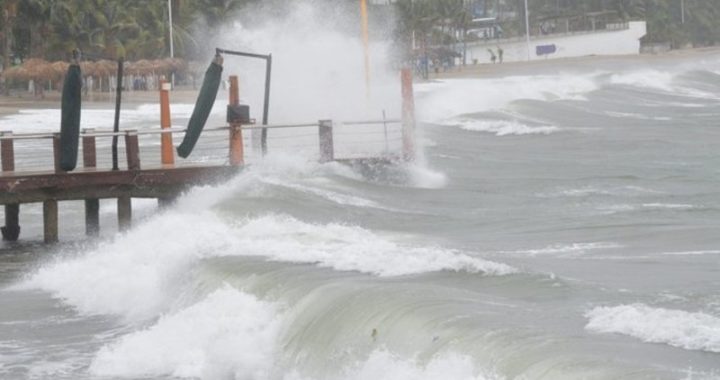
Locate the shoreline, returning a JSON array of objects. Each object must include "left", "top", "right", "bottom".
[
  {"left": 427, "top": 46, "right": 720, "bottom": 80},
  {"left": 2, "top": 46, "right": 719, "bottom": 117},
  {"left": 0, "top": 87, "right": 205, "bottom": 117}
]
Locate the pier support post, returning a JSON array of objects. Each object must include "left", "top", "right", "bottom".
[
  {"left": 158, "top": 196, "right": 176, "bottom": 209},
  {"left": 43, "top": 199, "right": 58, "bottom": 243},
  {"left": 318, "top": 120, "right": 334, "bottom": 163},
  {"left": 160, "top": 80, "right": 175, "bottom": 165},
  {"left": 83, "top": 129, "right": 99, "bottom": 236},
  {"left": 400, "top": 68, "right": 416, "bottom": 161},
  {"left": 52, "top": 133, "right": 62, "bottom": 173},
  {"left": 1, "top": 131, "right": 20, "bottom": 241},
  {"left": 117, "top": 196, "right": 131, "bottom": 232},
  {"left": 125, "top": 130, "right": 140, "bottom": 170},
  {"left": 228, "top": 76, "right": 244, "bottom": 166},
  {"left": 2, "top": 204, "right": 20, "bottom": 241}
]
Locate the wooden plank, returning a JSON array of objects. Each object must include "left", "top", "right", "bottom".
[{"left": 0, "top": 166, "right": 240, "bottom": 205}]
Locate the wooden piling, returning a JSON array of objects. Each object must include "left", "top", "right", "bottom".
[
  {"left": 160, "top": 80, "right": 175, "bottom": 165},
  {"left": 43, "top": 199, "right": 58, "bottom": 243},
  {"left": 401, "top": 68, "right": 416, "bottom": 161},
  {"left": 125, "top": 130, "right": 140, "bottom": 170},
  {"left": 82, "top": 129, "right": 97, "bottom": 168},
  {"left": 318, "top": 120, "right": 334, "bottom": 163},
  {"left": 228, "top": 76, "right": 244, "bottom": 166},
  {"left": 1, "top": 131, "right": 20, "bottom": 241},
  {"left": 117, "top": 196, "right": 131, "bottom": 231},
  {"left": 52, "top": 133, "right": 62, "bottom": 173},
  {"left": 82, "top": 129, "right": 100, "bottom": 236}
]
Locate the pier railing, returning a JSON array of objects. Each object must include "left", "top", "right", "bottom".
[
  {"left": 0, "top": 69, "right": 417, "bottom": 243},
  {"left": 0, "top": 117, "right": 405, "bottom": 175}
]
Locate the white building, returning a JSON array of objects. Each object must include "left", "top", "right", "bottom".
[{"left": 465, "top": 21, "right": 647, "bottom": 64}]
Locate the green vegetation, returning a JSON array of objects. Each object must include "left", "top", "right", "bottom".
[
  {"left": 393, "top": 0, "right": 720, "bottom": 50},
  {"left": 0, "top": 0, "right": 256, "bottom": 66},
  {"left": 2, "top": 0, "right": 719, "bottom": 70}
]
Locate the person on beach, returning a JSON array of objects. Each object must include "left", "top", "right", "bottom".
[
  {"left": 497, "top": 47, "right": 504, "bottom": 63},
  {"left": 488, "top": 49, "right": 496, "bottom": 64}
]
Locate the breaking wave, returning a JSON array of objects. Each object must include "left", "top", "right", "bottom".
[{"left": 585, "top": 304, "right": 720, "bottom": 353}]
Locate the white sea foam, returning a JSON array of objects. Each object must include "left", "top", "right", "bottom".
[
  {"left": 0, "top": 104, "right": 202, "bottom": 133},
  {"left": 610, "top": 70, "right": 675, "bottom": 92},
  {"left": 90, "top": 286, "right": 279, "bottom": 379},
  {"left": 446, "top": 118, "right": 559, "bottom": 136},
  {"left": 604, "top": 111, "right": 672, "bottom": 121},
  {"left": 405, "top": 162, "right": 448, "bottom": 189},
  {"left": 509, "top": 242, "right": 621, "bottom": 257},
  {"left": 231, "top": 215, "right": 516, "bottom": 277},
  {"left": 597, "top": 203, "right": 698, "bottom": 215},
  {"left": 538, "top": 185, "right": 664, "bottom": 199},
  {"left": 662, "top": 250, "right": 720, "bottom": 256},
  {"left": 416, "top": 74, "right": 598, "bottom": 123},
  {"left": 585, "top": 304, "right": 720, "bottom": 353},
  {"left": 336, "top": 350, "right": 500, "bottom": 380},
  {"left": 19, "top": 206, "right": 513, "bottom": 319}
]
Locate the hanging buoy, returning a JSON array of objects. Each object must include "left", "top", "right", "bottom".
[
  {"left": 59, "top": 53, "right": 82, "bottom": 171},
  {"left": 177, "top": 55, "right": 223, "bottom": 158}
]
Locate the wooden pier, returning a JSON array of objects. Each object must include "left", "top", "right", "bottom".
[{"left": 0, "top": 70, "right": 415, "bottom": 243}]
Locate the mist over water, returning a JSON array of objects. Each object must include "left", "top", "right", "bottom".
[{"left": 2, "top": 2, "right": 720, "bottom": 379}]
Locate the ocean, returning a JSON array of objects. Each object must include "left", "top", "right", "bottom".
[{"left": 1, "top": 49, "right": 720, "bottom": 379}]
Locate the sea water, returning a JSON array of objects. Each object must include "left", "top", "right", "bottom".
[{"left": 1, "top": 5, "right": 720, "bottom": 380}]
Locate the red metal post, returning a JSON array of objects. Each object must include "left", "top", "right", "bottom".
[
  {"left": 228, "top": 75, "right": 244, "bottom": 166},
  {"left": 401, "top": 68, "right": 416, "bottom": 161},
  {"left": 159, "top": 80, "right": 175, "bottom": 165}
]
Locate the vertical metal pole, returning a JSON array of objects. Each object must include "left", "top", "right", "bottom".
[
  {"left": 360, "top": 0, "right": 371, "bottom": 99},
  {"left": 524, "top": 0, "right": 531, "bottom": 61},
  {"left": 112, "top": 58, "right": 124, "bottom": 171},
  {"left": 681, "top": 0, "right": 685, "bottom": 24},
  {"left": 382, "top": 109, "right": 389, "bottom": 152},
  {"left": 261, "top": 55, "right": 272, "bottom": 155},
  {"left": 168, "top": 0, "right": 175, "bottom": 88}
]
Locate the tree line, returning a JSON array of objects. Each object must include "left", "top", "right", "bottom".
[
  {"left": 393, "top": 0, "right": 720, "bottom": 51},
  {"left": 2, "top": 0, "right": 719, "bottom": 70},
  {"left": 1, "top": 0, "right": 259, "bottom": 68}
]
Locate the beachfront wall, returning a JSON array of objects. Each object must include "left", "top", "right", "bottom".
[{"left": 466, "top": 21, "right": 647, "bottom": 65}]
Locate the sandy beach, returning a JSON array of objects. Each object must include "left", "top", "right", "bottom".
[
  {"left": 0, "top": 86, "right": 203, "bottom": 118},
  {"left": 428, "top": 46, "right": 720, "bottom": 79}
]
